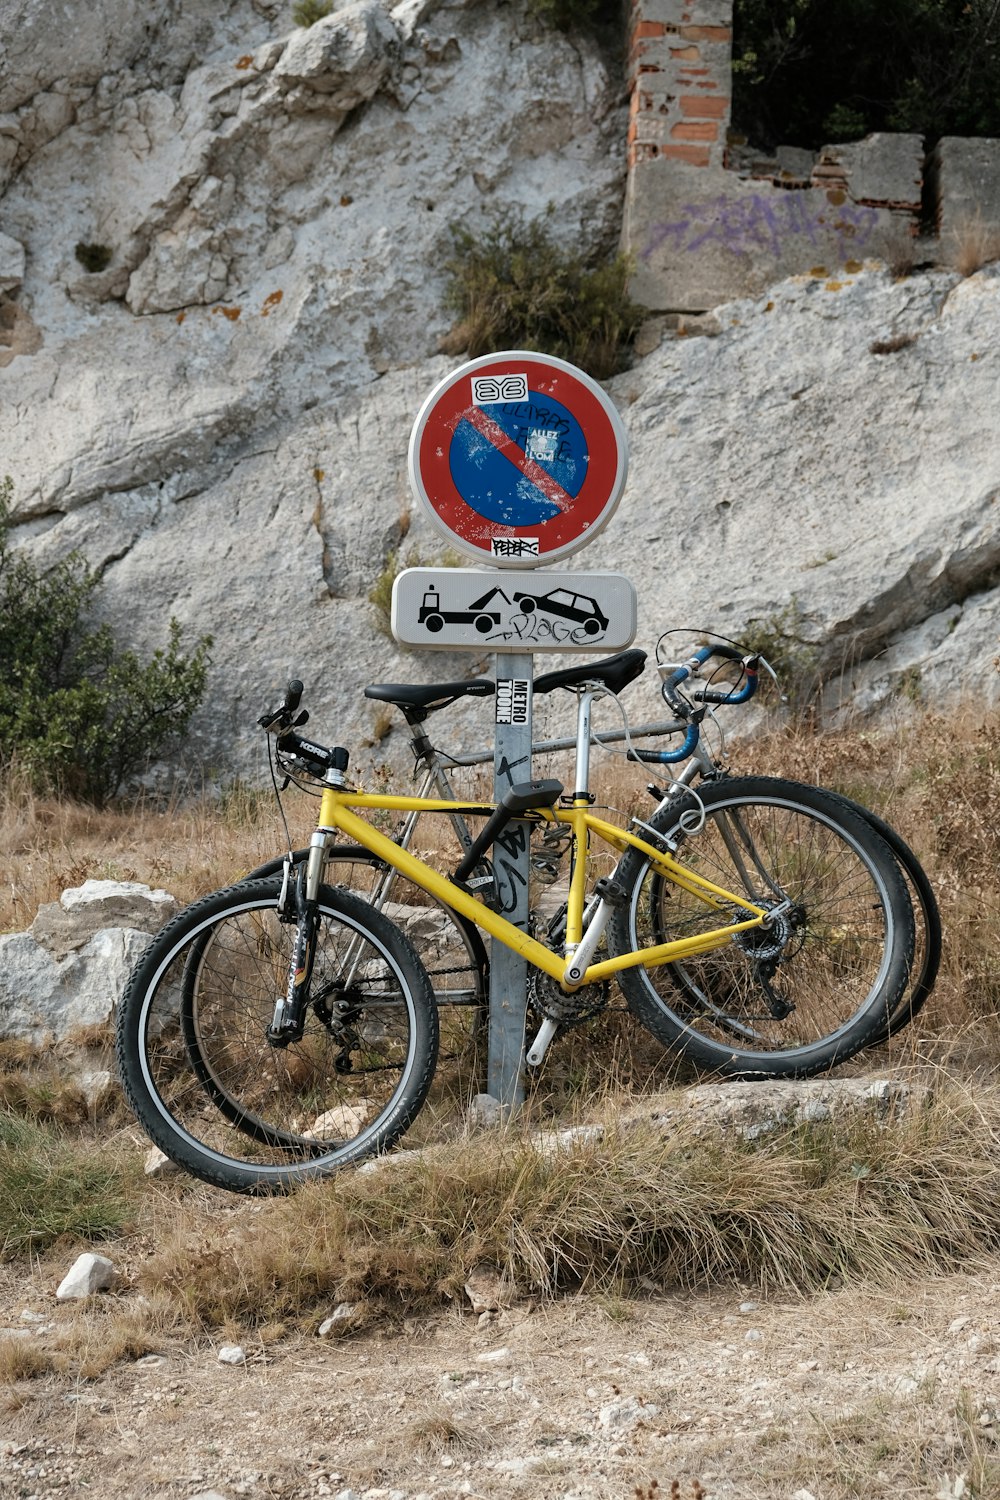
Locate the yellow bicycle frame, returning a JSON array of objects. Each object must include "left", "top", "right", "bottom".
[{"left": 315, "top": 788, "right": 767, "bottom": 991}]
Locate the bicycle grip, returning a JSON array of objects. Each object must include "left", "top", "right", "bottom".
[{"left": 284, "top": 679, "right": 304, "bottom": 714}]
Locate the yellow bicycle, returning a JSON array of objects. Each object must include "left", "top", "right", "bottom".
[{"left": 117, "top": 654, "right": 914, "bottom": 1193}]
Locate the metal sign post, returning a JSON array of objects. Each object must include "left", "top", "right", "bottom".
[
  {"left": 489, "top": 655, "right": 533, "bottom": 1110},
  {"left": 400, "top": 350, "right": 631, "bottom": 1114}
]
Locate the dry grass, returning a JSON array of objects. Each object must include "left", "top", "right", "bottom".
[
  {"left": 406, "top": 1407, "right": 488, "bottom": 1455},
  {"left": 722, "top": 704, "right": 1000, "bottom": 1054},
  {"left": 0, "top": 749, "right": 490, "bottom": 933},
  {"left": 947, "top": 212, "right": 1000, "bottom": 277},
  {"left": 52, "top": 1297, "right": 187, "bottom": 1378},
  {"left": 0, "top": 1339, "right": 56, "bottom": 1382},
  {"left": 0, "top": 753, "right": 319, "bottom": 934},
  {"left": 137, "top": 1080, "right": 1000, "bottom": 1330}
]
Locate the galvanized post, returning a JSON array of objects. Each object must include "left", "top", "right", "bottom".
[{"left": 488, "top": 653, "right": 533, "bottom": 1112}]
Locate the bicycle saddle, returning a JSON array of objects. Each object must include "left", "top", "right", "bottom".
[
  {"left": 364, "top": 677, "right": 496, "bottom": 715},
  {"left": 533, "top": 648, "right": 647, "bottom": 697}
]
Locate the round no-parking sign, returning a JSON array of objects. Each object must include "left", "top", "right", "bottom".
[{"left": 407, "top": 351, "right": 629, "bottom": 568}]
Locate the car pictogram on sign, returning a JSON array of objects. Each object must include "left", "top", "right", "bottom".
[{"left": 511, "top": 586, "right": 610, "bottom": 637}]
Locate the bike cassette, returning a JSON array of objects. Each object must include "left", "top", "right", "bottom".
[{"left": 734, "top": 902, "right": 802, "bottom": 964}]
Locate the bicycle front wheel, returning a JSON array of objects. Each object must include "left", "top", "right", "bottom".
[
  {"left": 243, "top": 847, "right": 488, "bottom": 1076},
  {"left": 609, "top": 776, "right": 914, "bottom": 1079},
  {"left": 116, "top": 878, "right": 439, "bottom": 1193}
]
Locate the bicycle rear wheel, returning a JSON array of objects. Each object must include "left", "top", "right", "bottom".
[
  {"left": 116, "top": 878, "right": 438, "bottom": 1193},
  {"left": 821, "top": 795, "right": 940, "bottom": 1044},
  {"left": 610, "top": 776, "right": 914, "bottom": 1079}
]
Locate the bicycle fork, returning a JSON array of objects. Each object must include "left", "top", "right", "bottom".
[{"left": 267, "top": 846, "right": 323, "bottom": 1045}]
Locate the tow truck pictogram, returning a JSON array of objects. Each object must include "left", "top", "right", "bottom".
[{"left": 417, "top": 584, "right": 509, "bottom": 635}]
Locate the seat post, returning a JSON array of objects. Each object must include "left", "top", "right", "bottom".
[{"left": 573, "top": 689, "right": 596, "bottom": 800}]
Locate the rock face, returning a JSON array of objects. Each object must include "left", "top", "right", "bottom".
[
  {"left": 1, "top": 0, "right": 999, "bottom": 789},
  {"left": 0, "top": 881, "right": 175, "bottom": 1042}
]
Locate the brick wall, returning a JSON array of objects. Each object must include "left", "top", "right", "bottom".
[
  {"left": 623, "top": 0, "right": 927, "bottom": 312},
  {"left": 627, "top": 0, "right": 732, "bottom": 172}
]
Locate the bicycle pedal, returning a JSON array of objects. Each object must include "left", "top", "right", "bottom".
[{"left": 592, "top": 876, "right": 629, "bottom": 908}]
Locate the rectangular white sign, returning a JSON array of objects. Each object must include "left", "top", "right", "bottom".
[{"left": 391, "top": 568, "right": 637, "bottom": 653}]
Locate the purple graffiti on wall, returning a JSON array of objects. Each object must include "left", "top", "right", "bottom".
[{"left": 641, "top": 192, "right": 879, "bottom": 262}]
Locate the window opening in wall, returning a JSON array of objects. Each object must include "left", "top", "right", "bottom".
[{"left": 730, "top": 0, "right": 1000, "bottom": 159}]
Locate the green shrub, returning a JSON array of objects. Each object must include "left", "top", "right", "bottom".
[
  {"left": 0, "top": 477, "right": 212, "bottom": 805},
  {"left": 292, "top": 0, "right": 332, "bottom": 25},
  {"left": 733, "top": 0, "right": 1000, "bottom": 149},
  {"left": 74, "top": 242, "right": 113, "bottom": 273},
  {"left": 737, "top": 598, "right": 822, "bottom": 719},
  {"left": 526, "top": 0, "right": 620, "bottom": 32},
  {"left": 368, "top": 546, "right": 463, "bottom": 639},
  {"left": 442, "top": 212, "right": 643, "bottom": 381}
]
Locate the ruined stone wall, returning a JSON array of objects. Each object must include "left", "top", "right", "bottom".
[{"left": 624, "top": 0, "right": 1000, "bottom": 311}]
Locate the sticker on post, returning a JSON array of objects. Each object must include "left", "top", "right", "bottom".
[{"left": 496, "top": 679, "right": 530, "bottom": 725}]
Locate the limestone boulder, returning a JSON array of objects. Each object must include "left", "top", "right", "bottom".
[
  {"left": 0, "top": 926, "right": 152, "bottom": 1044},
  {"left": 29, "top": 880, "right": 179, "bottom": 959}
]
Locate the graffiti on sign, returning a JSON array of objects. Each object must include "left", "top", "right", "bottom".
[
  {"left": 642, "top": 193, "right": 879, "bottom": 263},
  {"left": 492, "top": 537, "right": 539, "bottom": 560}
]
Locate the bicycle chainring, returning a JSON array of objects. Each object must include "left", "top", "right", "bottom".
[{"left": 527, "top": 969, "right": 609, "bottom": 1026}]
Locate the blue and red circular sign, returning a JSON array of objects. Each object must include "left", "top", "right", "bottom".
[{"left": 408, "top": 351, "right": 629, "bottom": 568}]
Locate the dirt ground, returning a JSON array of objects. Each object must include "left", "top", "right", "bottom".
[{"left": 3, "top": 1239, "right": 1000, "bottom": 1500}]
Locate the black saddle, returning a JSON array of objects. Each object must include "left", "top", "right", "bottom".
[
  {"left": 533, "top": 648, "right": 647, "bottom": 697},
  {"left": 364, "top": 677, "right": 495, "bottom": 719}
]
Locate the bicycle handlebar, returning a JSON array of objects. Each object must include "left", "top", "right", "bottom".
[
  {"left": 660, "top": 644, "right": 761, "bottom": 712},
  {"left": 629, "top": 642, "right": 761, "bottom": 764},
  {"left": 259, "top": 678, "right": 305, "bottom": 734}
]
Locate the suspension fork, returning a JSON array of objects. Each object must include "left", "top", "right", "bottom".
[{"left": 268, "top": 847, "right": 323, "bottom": 1046}]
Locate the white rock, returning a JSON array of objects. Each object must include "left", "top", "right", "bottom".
[
  {"left": 144, "top": 1146, "right": 179, "bottom": 1177},
  {"left": 598, "top": 1396, "right": 659, "bottom": 1430},
  {"left": 0, "top": 926, "right": 153, "bottom": 1043},
  {"left": 56, "top": 1252, "right": 115, "bottom": 1300},
  {"left": 476, "top": 1346, "right": 511, "bottom": 1364},
  {"left": 318, "top": 1303, "right": 361, "bottom": 1337},
  {"left": 464, "top": 1263, "right": 504, "bottom": 1315},
  {"left": 305, "top": 1104, "right": 368, "bottom": 1140},
  {"left": 217, "top": 1344, "right": 246, "bottom": 1365},
  {"left": 467, "top": 1094, "right": 503, "bottom": 1129},
  {"left": 0, "top": 230, "right": 25, "bottom": 293}
]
